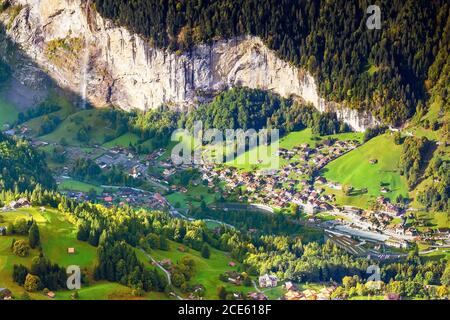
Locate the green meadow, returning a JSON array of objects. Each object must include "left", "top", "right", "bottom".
[
  {"left": 40, "top": 109, "right": 116, "bottom": 146},
  {"left": 166, "top": 185, "right": 216, "bottom": 209},
  {"left": 0, "top": 207, "right": 177, "bottom": 300},
  {"left": 0, "top": 208, "right": 97, "bottom": 299},
  {"left": 55, "top": 282, "right": 171, "bottom": 300},
  {"left": 22, "top": 92, "right": 79, "bottom": 135},
  {"left": 227, "top": 128, "right": 363, "bottom": 171},
  {"left": 321, "top": 134, "right": 408, "bottom": 207},
  {"left": 0, "top": 95, "right": 19, "bottom": 127},
  {"left": 102, "top": 132, "right": 140, "bottom": 148},
  {"left": 58, "top": 178, "right": 104, "bottom": 194},
  {"left": 145, "top": 240, "right": 256, "bottom": 299}
]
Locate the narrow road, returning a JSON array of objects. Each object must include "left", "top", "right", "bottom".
[
  {"left": 138, "top": 248, "right": 183, "bottom": 300},
  {"left": 252, "top": 280, "right": 262, "bottom": 293}
]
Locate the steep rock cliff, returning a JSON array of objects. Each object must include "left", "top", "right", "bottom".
[{"left": 1, "top": 0, "right": 378, "bottom": 131}]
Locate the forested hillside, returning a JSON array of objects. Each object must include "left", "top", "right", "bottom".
[
  {"left": 183, "top": 87, "right": 349, "bottom": 135},
  {"left": 94, "top": 0, "right": 449, "bottom": 126},
  {"left": 0, "top": 132, "right": 55, "bottom": 192}
]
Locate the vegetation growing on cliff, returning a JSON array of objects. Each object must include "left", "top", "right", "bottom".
[
  {"left": 0, "top": 132, "right": 56, "bottom": 192},
  {"left": 184, "top": 87, "right": 349, "bottom": 136},
  {"left": 94, "top": 0, "right": 449, "bottom": 126}
]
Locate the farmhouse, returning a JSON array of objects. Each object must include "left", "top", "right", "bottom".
[
  {"left": 247, "top": 292, "right": 268, "bottom": 300},
  {"left": 284, "top": 281, "right": 296, "bottom": 291},
  {"left": 284, "top": 291, "right": 304, "bottom": 300},
  {"left": 0, "top": 288, "right": 12, "bottom": 300},
  {"left": 259, "top": 274, "right": 278, "bottom": 288},
  {"left": 385, "top": 293, "right": 401, "bottom": 300},
  {"left": 8, "top": 198, "right": 31, "bottom": 209}
]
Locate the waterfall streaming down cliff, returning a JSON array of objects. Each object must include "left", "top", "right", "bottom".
[
  {"left": 2, "top": 0, "right": 380, "bottom": 131},
  {"left": 79, "top": 1, "right": 91, "bottom": 109},
  {"left": 80, "top": 39, "right": 89, "bottom": 109}
]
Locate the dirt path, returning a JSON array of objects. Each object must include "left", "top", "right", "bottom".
[{"left": 138, "top": 248, "right": 183, "bottom": 300}]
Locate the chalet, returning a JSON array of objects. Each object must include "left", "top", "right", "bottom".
[
  {"left": 317, "top": 293, "right": 330, "bottom": 300},
  {"left": 228, "top": 277, "right": 241, "bottom": 285},
  {"left": 232, "top": 292, "right": 242, "bottom": 299},
  {"left": 405, "top": 228, "right": 416, "bottom": 237},
  {"left": 385, "top": 238, "right": 409, "bottom": 249},
  {"left": 284, "top": 291, "right": 304, "bottom": 300},
  {"left": 395, "top": 226, "right": 405, "bottom": 235},
  {"left": 258, "top": 274, "right": 278, "bottom": 288},
  {"left": 47, "top": 291, "right": 56, "bottom": 299},
  {"left": 160, "top": 259, "right": 172, "bottom": 267},
  {"left": 247, "top": 292, "right": 268, "bottom": 300},
  {"left": 302, "top": 289, "right": 317, "bottom": 300},
  {"left": 284, "top": 281, "right": 296, "bottom": 291},
  {"left": 385, "top": 293, "right": 401, "bottom": 300},
  {"left": 437, "top": 228, "right": 450, "bottom": 236},
  {"left": 4, "top": 129, "right": 15, "bottom": 136},
  {"left": 67, "top": 248, "right": 75, "bottom": 254},
  {"left": 0, "top": 288, "right": 12, "bottom": 300},
  {"left": 319, "top": 287, "right": 335, "bottom": 298},
  {"left": 304, "top": 201, "right": 319, "bottom": 215},
  {"left": 316, "top": 177, "right": 327, "bottom": 184},
  {"left": 9, "top": 198, "right": 31, "bottom": 209},
  {"left": 380, "top": 187, "right": 390, "bottom": 193}
]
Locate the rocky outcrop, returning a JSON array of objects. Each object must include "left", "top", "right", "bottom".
[{"left": 1, "top": 0, "right": 378, "bottom": 131}]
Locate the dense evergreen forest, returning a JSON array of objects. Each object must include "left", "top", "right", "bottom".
[
  {"left": 101, "top": 88, "right": 349, "bottom": 151},
  {"left": 0, "top": 132, "right": 55, "bottom": 192},
  {"left": 94, "top": 0, "right": 449, "bottom": 126},
  {"left": 183, "top": 87, "right": 349, "bottom": 135},
  {"left": 2, "top": 188, "right": 449, "bottom": 299}
]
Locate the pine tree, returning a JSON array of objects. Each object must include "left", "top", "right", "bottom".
[
  {"left": 28, "top": 222, "right": 40, "bottom": 249},
  {"left": 201, "top": 243, "right": 210, "bottom": 259}
]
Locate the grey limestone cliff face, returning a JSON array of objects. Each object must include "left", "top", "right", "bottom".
[{"left": 1, "top": 0, "right": 378, "bottom": 131}]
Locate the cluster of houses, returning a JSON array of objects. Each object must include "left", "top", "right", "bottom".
[
  {"left": 3, "top": 125, "right": 30, "bottom": 138},
  {"left": 196, "top": 140, "right": 359, "bottom": 212},
  {"left": 198, "top": 163, "right": 336, "bottom": 212},
  {"left": 283, "top": 283, "right": 336, "bottom": 300},
  {"left": 222, "top": 271, "right": 247, "bottom": 286},
  {"left": 0, "top": 288, "right": 12, "bottom": 300},
  {"left": 63, "top": 188, "right": 168, "bottom": 211},
  {"left": 1, "top": 198, "right": 31, "bottom": 211},
  {"left": 276, "top": 139, "right": 359, "bottom": 170},
  {"left": 258, "top": 274, "right": 278, "bottom": 288},
  {"left": 95, "top": 146, "right": 149, "bottom": 179}
]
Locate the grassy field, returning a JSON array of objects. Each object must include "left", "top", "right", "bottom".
[
  {"left": 146, "top": 240, "right": 258, "bottom": 299},
  {"left": 58, "top": 178, "right": 104, "bottom": 194},
  {"left": 227, "top": 128, "right": 363, "bottom": 171},
  {"left": 22, "top": 92, "right": 79, "bottom": 135},
  {"left": 102, "top": 132, "right": 140, "bottom": 148},
  {"left": 0, "top": 207, "right": 175, "bottom": 300},
  {"left": 321, "top": 133, "right": 408, "bottom": 207},
  {"left": 166, "top": 185, "right": 216, "bottom": 209},
  {"left": 0, "top": 94, "right": 19, "bottom": 127},
  {"left": 40, "top": 109, "right": 116, "bottom": 146},
  {"left": 54, "top": 282, "right": 171, "bottom": 300},
  {"left": 0, "top": 207, "right": 98, "bottom": 299}
]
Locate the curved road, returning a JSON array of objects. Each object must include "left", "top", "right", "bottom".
[{"left": 138, "top": 248, "right": 184, "bottom": 300}]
